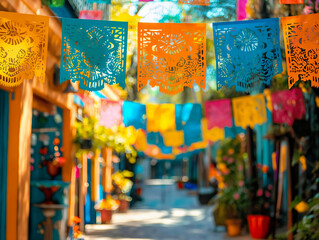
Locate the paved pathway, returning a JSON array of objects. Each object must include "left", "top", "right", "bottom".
[{"left": 83, "top": 179, "right": 251, "bottom": 240}]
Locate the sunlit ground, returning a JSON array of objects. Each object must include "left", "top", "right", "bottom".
[{"left": 83, "top": 180, "right": 250, "bottom": 240}]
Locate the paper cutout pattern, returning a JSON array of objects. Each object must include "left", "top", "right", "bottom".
[
  {"left": 178, "top": 0, "right": 210, "bottom": 6},
  {"left": 163, "top": 131, "right": 184, "bottom": 147},
  {"left": 280, "top": 0, "right": 304, "bottom": 4},
  {"left": 123, "top": 101, "right": 146, "bottom": 130},
  {"left": 0, "top": 11, "right": 49, "bottom": 87},
  {"left": 205, "top": 99, "right": 233, "bottom": 129},
  {"left": 61, "top": 18, "right": 128, "bottom": 91},
  {"left": 79, "top": 10, "right": 103, "bottom": 20},
  {"left": 146, "top": 104, "right": 175, "bottom": 132},
  {"left": 214, "top": 18, "right": 282, "bottom": 92},
  {"left": 232, "top": 94, "right": 267, "bottom": 128},
  {"left": 271, "top": 88, "right": 305, "bottom": 126},
  {"left": 282, "top": 14, "right": 319, "bottom": 89},
  {"left": 138, "top": 23, "right": 206, "bottom": 95},
  {"left": 100, "top": 100, "right": 122, "bottom": 128}
]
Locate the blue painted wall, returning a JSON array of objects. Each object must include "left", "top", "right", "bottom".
[
  {"left": 29, "top": 107, "right": 68, "bottom": 240},
  {"left": 0, "top": 89, "right": 9, "bottom": 240}
]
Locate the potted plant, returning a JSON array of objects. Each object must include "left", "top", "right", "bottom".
[
  {"left": 94, "top": 195, "right": 119, "bottom": 224},
  {"left": 212, "top": 137, "right": 246, "bottom": 231},
  {"left": 117, "top": 194, "right": 132, "bottom": 213},
  {"left": 246, "top": 164, "right": 272, "bottom": 239},
  {"left": 112, "top": 170, "right": 134, "bottom": 213},
  {"left": 216, "top": 187, "right": 248, "bottom": 237}
]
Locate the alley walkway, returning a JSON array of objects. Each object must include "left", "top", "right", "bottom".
[{"left": 83, "top": 179, "right": 251, "bottom": 240}]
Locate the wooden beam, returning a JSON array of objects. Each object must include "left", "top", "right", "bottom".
[{"left": 7, "top": 80, "right": 33, "bottom": 240}]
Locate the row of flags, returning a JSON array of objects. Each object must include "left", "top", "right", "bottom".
[
  {"left": 91, "top": 88, "right": 305, "bottom": 156},
  {"left": 0, "top": 11, "right": 318, "bottom": 94},
  {"left": 43, "top": 0, "right": 307, "bottom": 7}
]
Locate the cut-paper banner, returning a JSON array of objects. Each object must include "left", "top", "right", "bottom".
[
  {"left": 146, "top": 104, "right": 175, "bottom": 132},
  {"left": 271, "top": 88, "right": 305, "bottom": 126},
  {"left": 237, "top": 0, "right": 247, "bottom": 20},
  {"left": 138, "top": 23, "right": 206, "bottom": 95},
  {"left": 134, "top": 129, "right": 147, "bottom": 151},
  {"left": 61, "top": 18, "right": 128, "bottom": 91},
  {"left": 163, "top": 131, "right": 184, "bottom": 147},
  {"left": 178, "top": 0, "right": 210, "bottom": 6},
  {"left": 202, "top": 119, "right": 225, "bottom": 142},
  {"left": 232, "top": 94, "right": 267, "bottom": 128},
  {"left": 282, "top": 14, "right": 319, "bottom": 89},
  {"left": 214, "top": 18, "right": 282, "bottom": 92},
  {"left": 0, "top": 11, "right": 49, "bottom": 87},
  {"left": 100, "top": 100, "right": 122, "bottom": 128},
  {"left": 175, "top": 103, "right": 203, "bottom": 146},
  {"left": 280, "top": 0, "right": 304, "bottom": 3},
  {"left": 205, "top": 99, "right": 233, "bottom": 129},
  {"left": 123, "top": 101, "right": 146, "bottom": 130},
  {"left": 79, "top": 10, "right": 103, "bottom": 20}
]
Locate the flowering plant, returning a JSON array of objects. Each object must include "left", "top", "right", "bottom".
[
  {"left": 245, "top": 164, "right": 273, "bottom": 215},
  {"left": 95, "top": 195, "right": 119, "bottom": 211}
]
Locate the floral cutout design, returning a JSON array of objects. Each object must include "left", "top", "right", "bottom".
[
  {"left": 61, "top": 18, "right": 128, "bottom": 91},
  {"left": 282, "top": 14, "right": 319, "bottom": 89},
  {"left": 138, "top": 23, "right": 206, "bottom": 95},
  {"left": 271, "top": 88, "right": 305, "bottom": 126},
  {"left": 205, "top": 99, "right": 233, "bottom": 129},
  {"left": 79, "top": 10, "right": 103, "bottom": 20},
  {"left": 213, "top": 18, "right": 282, "bottom": 92},
  {"left": 0, "top": 11, "right": 49, "bottom": 87},
  {"left": 100, "top": 100, "right": 122, "bottom": 128},
  {"left": 178, "top": 0, "right": 210, "bottom": 6},
  {"left": 232, "top": 94, "right": 267, "bottom": 128}
]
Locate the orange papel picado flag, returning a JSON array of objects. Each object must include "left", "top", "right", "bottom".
[
  {"left": 0, "top": 11, "right": 49, "bottom": 87},
  {"left": 138, "top": 23, "right": 206, "bottom": 95},
  {"left": 282, "top": 13, "right": 319, "bottom": 89}
]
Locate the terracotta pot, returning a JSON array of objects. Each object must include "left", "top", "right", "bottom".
[
  {"left": 225, "top": 219, "right": 242, "bottom": 237},
  {"left": 118, "top": 200, "right": 129, "bottom": 213},
  {"left": 46, "top": 162, "right": 60, "bottom": 177},
  {"left": 247, "top": 215, "right": 271, "bottom": 239},
  {"left": 100, "top": 209, "right": 113, "bottom": 224}
]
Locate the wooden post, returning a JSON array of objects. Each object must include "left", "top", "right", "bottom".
[
  {"left": 79, "top": 153, "right": 87, "bottom": 232},
  {"left": 272, "top": 138, "right": 282, "bottom": 239},
  {"left": 287, "top": 135, "right": 297, "bottom": 240},
  {"left": 7, "top": 80, "right": 33, "bottom": 240}
]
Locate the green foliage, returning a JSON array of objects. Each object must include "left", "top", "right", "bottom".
[{"left": 293, "top": 194, "right": 319, "bottom": 240}]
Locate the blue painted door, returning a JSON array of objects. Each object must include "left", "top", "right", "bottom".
[{"left": 0, "top": 89, "right": 9, "bottom": 240}]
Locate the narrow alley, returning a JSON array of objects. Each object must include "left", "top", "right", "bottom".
[{"left": 83, "top": 180, "right": 251, "bottom": 240}]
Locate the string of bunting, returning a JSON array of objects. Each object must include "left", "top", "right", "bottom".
[
  {"left": 95, "top": 87, "right": 306, "bottom": 158},
  {"left": 0, "top": 10, "right": 318, "bottom": 94}
]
